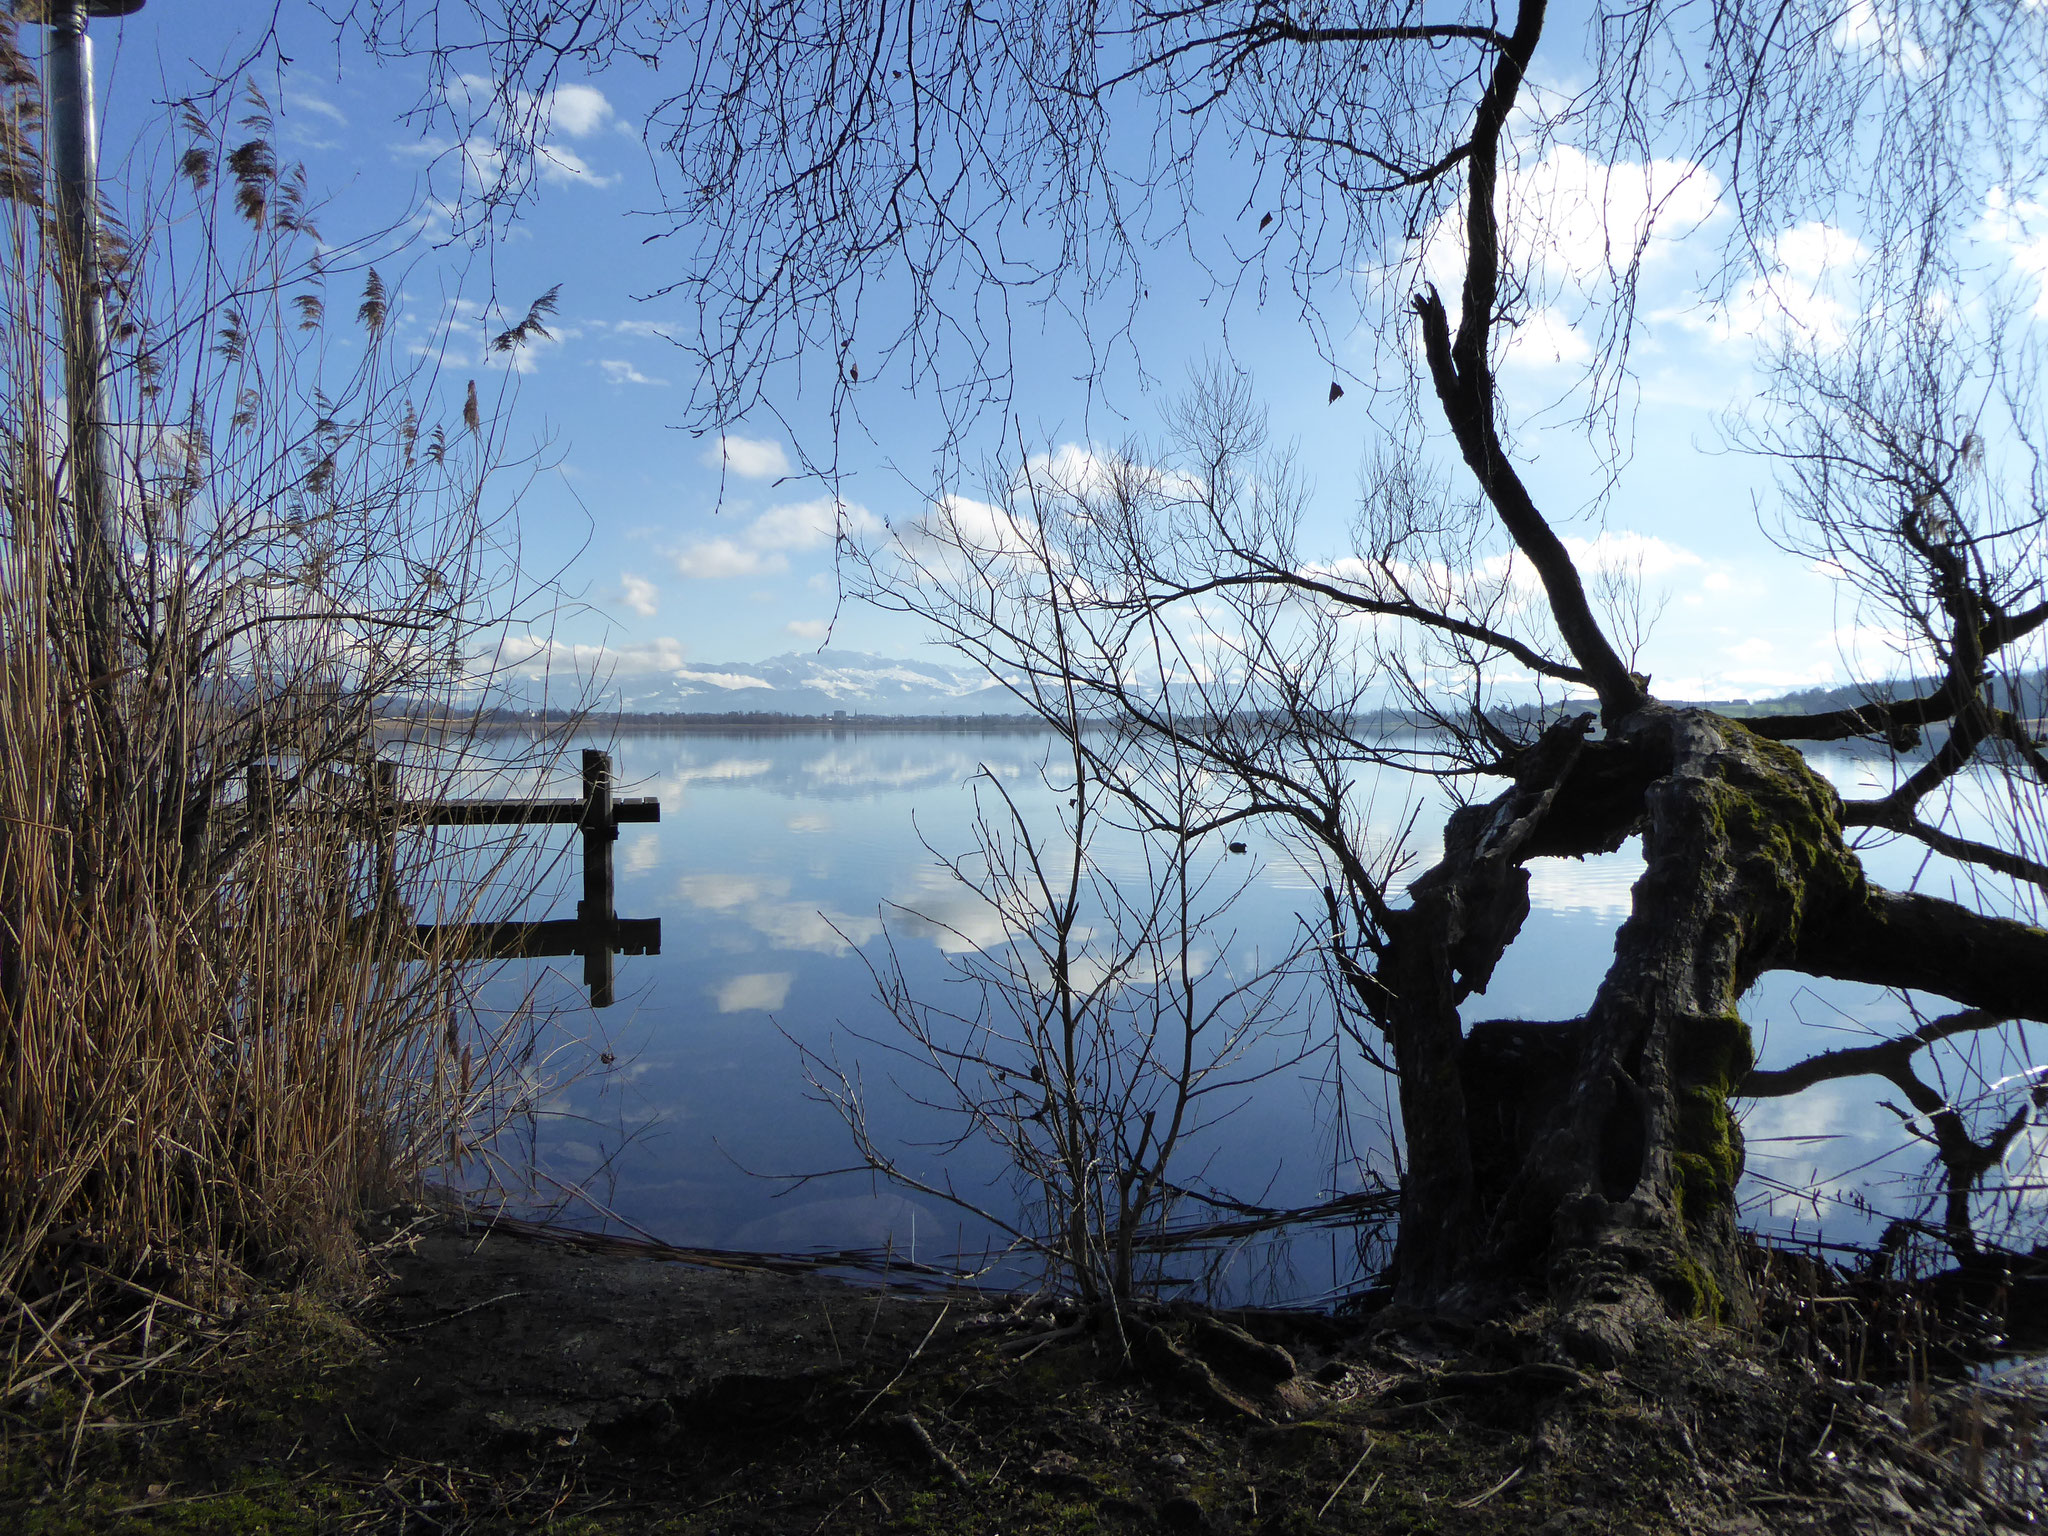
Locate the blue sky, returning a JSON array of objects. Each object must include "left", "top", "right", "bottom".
[{"left": 76, "top": 1, "right": 2048, "bottom": 702}]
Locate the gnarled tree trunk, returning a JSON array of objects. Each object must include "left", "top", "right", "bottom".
[{"left": 1372, "top": 704, "right": 2048, "bottom": 1354}]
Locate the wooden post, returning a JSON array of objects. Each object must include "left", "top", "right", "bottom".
[
  {"left": 372, "top": 759, "right": 398, "bottom": 917},
  {"left": 579, "top": 749, "right": 616, "bottom": 1007},
  {"left": 246, "top": 762, "right": 274, "bottom": 828}
]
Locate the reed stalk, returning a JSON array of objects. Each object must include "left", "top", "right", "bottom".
[{"left": 0, "top": 27, "right": 571, "bottom": 1379}]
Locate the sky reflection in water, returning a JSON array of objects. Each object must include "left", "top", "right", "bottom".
[{"left": 482, "top": 730, "right": 2039, "bottom": 1298}]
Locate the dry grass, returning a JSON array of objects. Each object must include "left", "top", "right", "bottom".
[{"left": 0, "top": 24, "right": 576, "bottom": 1393}]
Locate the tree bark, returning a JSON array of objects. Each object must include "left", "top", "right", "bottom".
[{"left": 1373, "top": 705, "right": 2036, "bottom": 1355}]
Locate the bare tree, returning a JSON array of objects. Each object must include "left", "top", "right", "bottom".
[
  {"left": 857, "top": 343, "right": 2048, "bottom": 1354},
  {"left": 345, "top": 0, "right": 2048, "bottom": 1354},
  {"left": 1720, "top": 257, "right": 2048, "bottom": 1269},
  {"left": 807, "top": 518, "right": 1329, "bottom": 1304}
]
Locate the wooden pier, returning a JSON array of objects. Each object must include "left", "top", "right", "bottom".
[{"left": 347, "top": 748, "right": 661, "bottom": 1007}]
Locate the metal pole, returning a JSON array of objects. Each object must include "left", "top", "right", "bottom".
[{"left": 29, "top": 0, "right": 140, "bottom": 689}]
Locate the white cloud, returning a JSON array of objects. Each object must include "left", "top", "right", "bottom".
[
  {"left": 422, "top": 293, "right": 574, "bottom": 377},
  {"left": 619, "top": 573, "right": 659, "bottom": 617},
  {"left": 1560, "top": 530, "right": 1705, "bottom": 580},
  {"left": 537, "top": 142, "right": 615, "bottom": 188},
  {"left": 674, "top": 538, "right": 787, "bottom": 579},
  {"left": 283, "top": 83, "right": 347, "bottom": 127},
  {"left": 1022, "top": 443, "right": 1120, "bottom": 497},
  {"left": 746, "top": 903, "right": 880, "bottom": 954},
  {"left": 1309, "top": 530, "right": 1714, "bottom": 667},
  {"left": 1829, "top": 621, "right": 1935, "bottom": 678},
  {"left": 749, "top": 496, "right": 862, "bottom": 552},
  {"left": 1674, "top": 221, "right": 1870, "bottom": 350},
  {"left": 889, "top": 491, "right": 1045, "bottom": 578},
  {"left": 600, "top": 358, "right": 668, "bottom": 386},
  {"left": 548, "top": 84, "right": 615, "bottom": 138},
  {"left": 679, "top": 872, "right": 788, "bottom": 910},
  {"left": 1706, "top": 635, "right": 1847, "bottom": 692},
  {"left": 387, "top": 133, "right": 508, "bottom": 204},
  {"left": 442, "top": 72, "right": 496, "bottom": 121},
  {"left": 1422, "top": 142, "right": 1725, "bottom": 312},
  {"left": 714, "top": 972, "right": 792, "bottom": 1013},
  {"left": 676, "top": 872, "right": 878, "bottom": 954},
  {"left": 671, "top": 497, "right": 878, "bottom": 580},
  {"left": 1725, "top": 637, "right": 1781, "bottom": 668},
  {"left": 459, "top": 135, "right": 507, "bottom": 188},
  {"left": 434, "top": 73, "right": 618, "bottom": 189},
  {"left": 1831, "top": 0, "right": 1929, "bottom": 70},
  {"left": 796, "top": 743, "right": 989, "bottom": 791},
  {"left": 1525, "top": 849, "right": 1642, "bottom": 917},
  {"left": 888, "top": 867, "right": 1017, "bottom": 955},
  {"left": 645, "top": 758, "right": 773, "bottom": 806},
  {"left": 493, "top": 632, "right": 689, "bottom": 680},
  {"left": 1982, "top": 188, "right": 2048, "bottom": 317},
  {"left": 786, "top": 619, "right": 830, "bottom": 640},
  {"left": 1772, "top": 222, "right": 1868, "bottom": 281},
  {"left": 606, "top": 637, "right": 690, "bottom": 674},
  {"left": 704, "top": 435, "right": 792, "bottom": 480},
  {"left": 1504, "top": 306, "right": 1593, "bottom": 368}
]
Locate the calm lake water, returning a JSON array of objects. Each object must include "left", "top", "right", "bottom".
[{"left": 463, "top": 727, "right": 2041, "bottom": 1301}]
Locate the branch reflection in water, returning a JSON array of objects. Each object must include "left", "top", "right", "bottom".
[{"left": 466, "top": 727, "right": 2018, "bottom": 1302}]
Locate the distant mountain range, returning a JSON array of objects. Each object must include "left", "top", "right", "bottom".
[
  {"left": 472, "top": 650, "right": 2047, "bottom": 723},
  {"left": 585, "top": 650, "right": 1027, "bottom": 716}
]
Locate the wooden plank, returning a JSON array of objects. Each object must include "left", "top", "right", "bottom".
[
  {"left": 413, "top": 918, "right": 586, "bottom": 959},
  {"left": 412, "top": 916, "right": 660, "bottom": 962},
  {"left": 611, "top": 917, "right": 661, "bottom": 955},
  {"left": 392, "top": 795, "right": 660, "bottom": 827}
]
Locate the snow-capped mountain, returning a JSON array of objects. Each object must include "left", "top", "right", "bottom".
[{"left": 593, "top": 650, "right": 1026, "bottom": 715}]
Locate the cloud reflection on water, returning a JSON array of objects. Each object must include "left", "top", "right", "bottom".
[
  {"left": 538, "top": 729, "right": 2042, "bottom": 1271},
  {"left": 1523, "top": 843, "right": 1644, "bottom": 916},
  {"left": 715, "top": 972, "right": 793, "bottom": 1012}
]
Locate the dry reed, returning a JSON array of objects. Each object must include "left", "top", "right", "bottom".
[{"left": 0, "top": 25, "right": 576, "bottom": 1387}]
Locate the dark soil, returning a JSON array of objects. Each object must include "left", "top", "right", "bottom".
[{"left": 3, "top": 1211, "right": 2041, "bottom": 1533}]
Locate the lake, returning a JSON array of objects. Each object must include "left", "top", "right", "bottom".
[{"left": 461, "top": 726, "right": 2042, "bottom": 1302}]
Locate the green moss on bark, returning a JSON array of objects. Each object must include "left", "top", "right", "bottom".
[
  {"left": 1661, "top": 1252, "right": 1728, "bottom": 1323},
  {"left": 1698, "top": 716, "right": 1864, "bottom": 980}
]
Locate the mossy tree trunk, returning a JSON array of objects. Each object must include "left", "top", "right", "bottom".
[{"left": 1370, "top": 704, "right": 2048, "bottom": 1352}]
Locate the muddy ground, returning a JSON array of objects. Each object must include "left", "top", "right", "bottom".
[{"left": 3, "top": 1210, "right": 2041, "bottom": 1533}]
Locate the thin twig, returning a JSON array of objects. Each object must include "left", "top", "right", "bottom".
[
  {"left": 1315, "top": 1436, "right": 1374, "bottom": 1518},
  {"left": 1452, "top": 1465, "right": 1522, "bottom": 1508},
  {"left": 849, "top": 1303, "right": 950, "bottom": 1426},
  {"left": 380, "top": 1291, "right": 525, "bottom": 1334}
]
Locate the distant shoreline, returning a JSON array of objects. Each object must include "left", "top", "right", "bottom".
[
  {"left": 600, "top": 711, "right": 1060, "bottom": 733},
  {"left": 374, "top": 690, "right": 2030, "bottom": 739},
  {"left": 380, "top": 710, "right": 1065, "bottom": 736}
]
